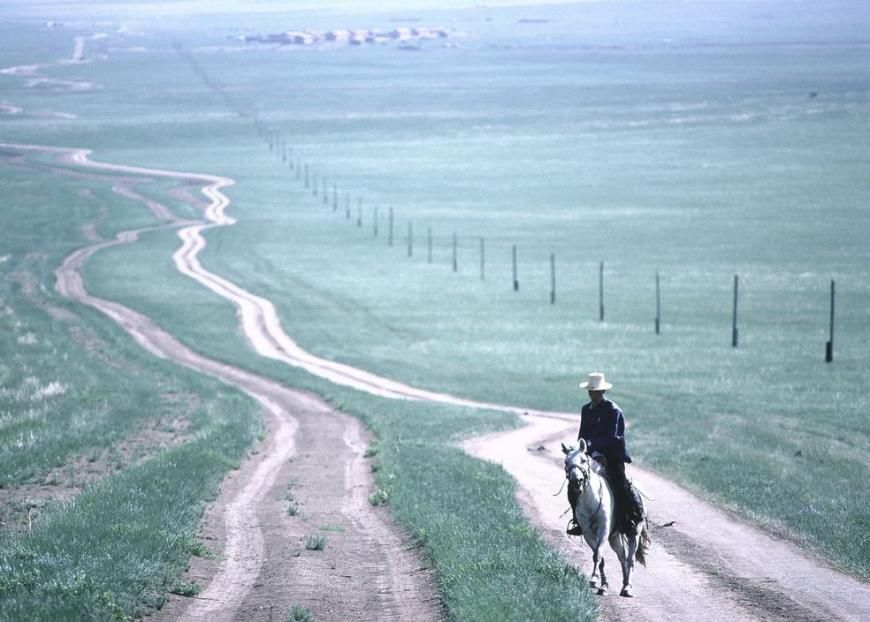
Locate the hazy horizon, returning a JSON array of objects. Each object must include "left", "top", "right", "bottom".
[{"left": 4, "top": 0, "right": 870, "bottom": 48}]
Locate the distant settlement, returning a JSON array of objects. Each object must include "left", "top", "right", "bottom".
[{"left": 242, "top": 27, "right": 451, "bottom": 47}]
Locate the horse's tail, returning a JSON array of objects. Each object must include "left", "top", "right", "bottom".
[{"left": 635, "top": 518, "right": 651, "bottom": 567}]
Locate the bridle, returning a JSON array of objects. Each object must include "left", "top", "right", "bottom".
[
  {"left": 565, "top": 448, "right": 605, "bottom": 523},
  {"left": 565, "top": 450, "right": 592, "bottom": 494}
]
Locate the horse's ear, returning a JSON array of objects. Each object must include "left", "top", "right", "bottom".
[
  {"left": 578, "top": 438, "right": 587, "bottom": 453},
  {"left": 561, "top": 442, "right": 570, "bottom": 455}
]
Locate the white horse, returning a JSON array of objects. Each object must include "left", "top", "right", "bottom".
[{"left": 562, "top": 439, "right": 649, "bottom": 597}]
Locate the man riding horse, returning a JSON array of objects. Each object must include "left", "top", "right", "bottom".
[{"left": 567, "top": 372, "right": 644, "bottom": 537}]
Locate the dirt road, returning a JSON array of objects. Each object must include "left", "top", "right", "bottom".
[
  {"left": 465, "top": 417, "right": 870, "bottom": 621},
  {"left": 8, "top": 140, "right": 869, "bottom": 621},
  {"left": 3, "top": 144, "right": 439, "bottom": 622}
]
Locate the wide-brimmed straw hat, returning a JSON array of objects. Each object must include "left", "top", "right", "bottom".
[{"left": 579, "top": 372, "right": 612, "bottom": 391}]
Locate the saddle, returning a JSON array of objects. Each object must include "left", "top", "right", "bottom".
[
  {"left": 590, "top": 453, "right": 611, "bottom": 483},
  {"left": 592, "top": 454, "right": 644, "bottom": 532}
]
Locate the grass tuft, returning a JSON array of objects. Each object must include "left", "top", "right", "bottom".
[
  {"left": 169, "top": 580, "right": 201, "bottom": 597},
  {"left": 286, "top": 605, "right": 313, "bottom": 622},
  {"left": 368, "top": 488, "right": 389, "bottom": 506},
  {"left": 303, "top": 535, "right": 328, "bottom": 551}
]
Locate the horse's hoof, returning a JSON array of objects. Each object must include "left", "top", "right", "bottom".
[
  {"left": 620, "top": 587, "right": 633, "bottom": 598},
  {"left": 589, "top": 579, "right": 598, "bottom": 588},
  {"left": 597, "top": 586, "right": 608, "bottom": 596}
]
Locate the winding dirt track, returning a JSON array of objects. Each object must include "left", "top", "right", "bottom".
[
  {"left": 2, "top": 144, "right": 439, "bottom": 622},
  {"left": 6, "top": 140, "right": 869, "bottom": 620},
  {"left": 465, "top": 419, "right": 870, "bottom": 621}
]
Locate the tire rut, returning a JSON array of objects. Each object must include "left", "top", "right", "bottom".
[
  {"left": 464, "top": 417, "right": 870, "bottom": 622},
  {"left": 12, "top": 140, "right": 869, "bottom": 621},
  {"left": 2, "top": 144, "right": 440, "bottom": 621}
]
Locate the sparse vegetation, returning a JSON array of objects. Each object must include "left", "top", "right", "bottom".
[
  {"left": 0, "top": 159, "right": 261, "bottom": 620},
  {"left": 367, "top": 488, "right": 389, "bottom": 507},
  {"left": 286, "top": 487, "right": 300, "bottom": 516},
  {"left": 286, "top": 605, "right": 313, "bottom": 622},
  {"left": 2, "top": 6, "right": 869, "bottom": 621},
  {"left": 170, "top": 580, "right": 201, "bottom": 597},
  {"left": 188, "top": 538, "right": 216, "bottom": 559},
  {"left": 303, "top": 535, "right": 328, "bottom": 551}
]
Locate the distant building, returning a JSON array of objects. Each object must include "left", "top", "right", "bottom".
[
  {"left": 325, "top": 30, "right": 350, "bottom": 42},
  {"left": 284, "top": 31, "right": 315, "bottom": 45},
  {"left": 245, "top": 24, "right": 451, "bottom": 48}
]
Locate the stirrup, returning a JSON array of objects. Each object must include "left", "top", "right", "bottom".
[{"left": 566, "top": 519, "right": 583, "bottom": 536}]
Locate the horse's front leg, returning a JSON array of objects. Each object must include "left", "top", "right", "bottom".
[
  {"left": 597, "top": 555, "right": 608, "bottom": 596},
  {"left": 611, "top": 533, "right": 637, "bottom": 597},
  {"left": 588, "top": 547, "right": 601, "bottom": 588},
  {"left": 587, "top": 527, "right": 610, "bottom": 594}
]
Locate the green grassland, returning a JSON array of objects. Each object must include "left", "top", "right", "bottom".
[
  {"left": 0, "top": 156, "right": 600, "bottom": 619},
  {"left": 0, "top": 162, "right": 262, "bottom": 620},
  {"left": 2, "top": 7, "right": 869, "bottom": 619}
]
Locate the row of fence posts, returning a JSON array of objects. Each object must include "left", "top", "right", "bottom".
[
  {"left": 259, "top": 126, "right": 839, "bottom": 363},
  {"left": 175, "top": 47, "right": 843, "bottom": 366}
]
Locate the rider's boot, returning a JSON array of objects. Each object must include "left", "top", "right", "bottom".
[
  {"left": 566, "top": 518, "right": 583, "bottom": 536},
  {"left": 621, "top": 484, "right": 644, "bottom": 533}
]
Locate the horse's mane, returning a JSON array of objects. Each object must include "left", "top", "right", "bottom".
[{"left": 564, "top": 444, "right": 604, "bottom": 475}]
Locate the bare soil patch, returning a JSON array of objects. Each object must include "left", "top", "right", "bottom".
[
  {"left": 157, "top": 388, "right": 440, "bottom": 622},
  {"left": 0, "top": 413, "right": 193, "bottom": 532},
  {"left": 11, "top": 267, "right": 78, "bottom": 322},
  {"left": 0, "top": 486, "right": 78, "bottom": 534}
]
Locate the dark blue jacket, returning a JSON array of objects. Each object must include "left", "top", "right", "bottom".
[{"left": 578, "top": 398, "right": 632, "bottom": 464}]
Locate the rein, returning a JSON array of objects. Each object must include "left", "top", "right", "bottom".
[{"left": 565, "top": 454, "right": 606, "bottom": 524}]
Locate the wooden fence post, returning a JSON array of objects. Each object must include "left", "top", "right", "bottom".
[
  {"left": 732, "top": 274, "right": 739, "bottom": 348},
  {"left": 479, "top": 238, "right": 485, "bottom": 280},
  {"left": 373, "top": 206, "right": 379, "bottom": 237},
  {"left": 550, "top": 253, "right": 556, "bottom": 304},
  {"left": 407, "top": 221, "right": 413, "bottom": 257},
  {"left": 512, "top": 245, "right": 519, "bottom": 291},
  {"left": 826, "top": 279, "right": 835, "bottom": 362},
  {"left": 655, "top": 271, "right": 661, "bottom": 335},
  {"left": 304, "top": 164, "right": 309, "bottom": 188},
  {"left": 323, "top": 178, "right": 328, "bottom": 204},
  {"left": 599, "top": 261, "right": 605, "bottom": 322},
  {"left": 332, "top": 185, "right": 338, "bottom": 211}
]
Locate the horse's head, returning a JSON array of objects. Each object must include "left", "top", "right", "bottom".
[{"left": 562, "top": 439, "right": 591, "bottom": 493}]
